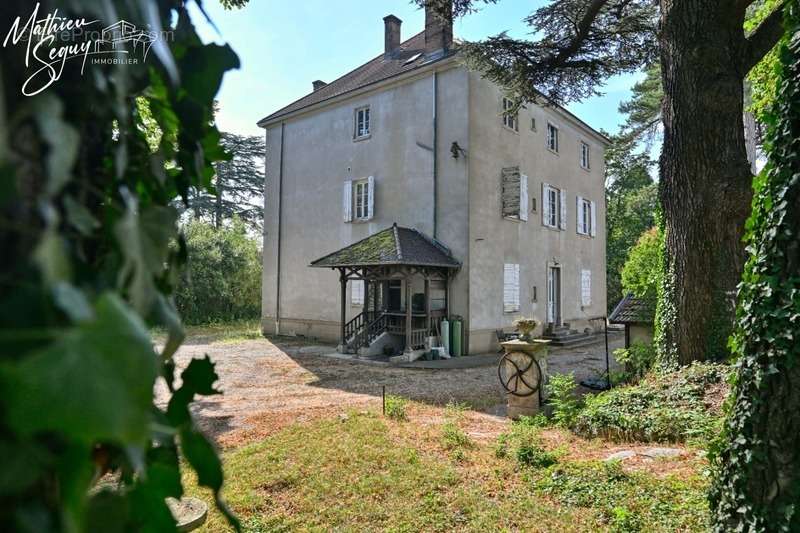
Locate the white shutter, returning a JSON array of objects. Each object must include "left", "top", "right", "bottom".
[
  {"left": 367, "top": 176, "right": 375, "bottom": 220},
  {"left": 576, "top": 196, "right": 584, "bottom": 234},
  {"left": 559, "top": 189, "right": 567, "bottom": 230},
  {"left": 519, "top": 174, "right": 529, "bottom": 221},
  {"left": 542, "top": 183, "right": 550, "bottom": 226},
  {"left": 343, "top": 180, "right": 353, "bottom": 222},
  {"left": 590, "top": 200, "right": 597, "bottom": 237},
  {"left": 581, "top": 270, "right": 591, "bottom": 307},
  {"left": 351, "top": 280, "right": 364, "bottom": 305},
  {"left": 503, "top": 263, "right": 520, "bottom": 313}
]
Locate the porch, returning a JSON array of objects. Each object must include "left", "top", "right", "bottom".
[{"left": 309, "top": 224, "right": 460, "bottom": 355}]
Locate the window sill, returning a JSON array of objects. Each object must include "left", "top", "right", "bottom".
[
  {"left": 502, "top": 125, "right": 520, "bottom": 135},
  {"left": 502, "top": 215, "right": 524, "bottom": 223},
  {"left": 547, "top": 148, "right": 560, "bottom": 156},
  {"left": 580, "top": 165, "right": 591, "bottom": 172},
  {"left": 353, "top": 134, "right": 371, "bottom": 143}
]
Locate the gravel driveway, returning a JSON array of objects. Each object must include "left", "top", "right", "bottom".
[{"left": 156, "top": 334, "right": 622, "bottom": 447}]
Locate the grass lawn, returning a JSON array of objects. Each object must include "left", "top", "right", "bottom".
[{"left": 186, "top": 403, "right": 709, "bottom": 532}]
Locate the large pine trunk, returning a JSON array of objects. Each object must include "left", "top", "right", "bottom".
[{"left": 658, "top": 0, "right": 754, "bottom": 364}]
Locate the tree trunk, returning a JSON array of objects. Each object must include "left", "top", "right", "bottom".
[{"left": 658, "top": 0, "right": 754, "bottom": 365}]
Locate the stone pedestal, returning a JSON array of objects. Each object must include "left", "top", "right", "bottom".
[{"left": 499, "top": 339, "right": 550, "bottom": 419}]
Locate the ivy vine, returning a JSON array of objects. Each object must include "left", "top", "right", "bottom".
[
  {"left": 0, "top": 0, "right": 242, "bottom": 530},
  {"left": 710, "top": 4, "right": 800, "bottom": 529}
]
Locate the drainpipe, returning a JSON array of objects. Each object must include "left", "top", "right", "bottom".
[
  {"left": 432, "top": 71, "right": 438, "bottom": 239},
  {"left": 275, "top": 122, "right": 285, "bottom": 335}
]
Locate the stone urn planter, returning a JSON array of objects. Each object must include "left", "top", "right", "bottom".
[
  {"left": 497, "top": 338, "right": 550, "bottom": 419},
  {"left": 167, "top": 497, "right": 208, "bottom": 532}
]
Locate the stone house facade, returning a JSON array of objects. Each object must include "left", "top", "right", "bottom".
[{"left": 258, "top": 3, "right": 609, "bottom": 355}]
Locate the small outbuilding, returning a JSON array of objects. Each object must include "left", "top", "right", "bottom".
[{"left": 608, "top": 294, "right": 655, "bottom": 348}]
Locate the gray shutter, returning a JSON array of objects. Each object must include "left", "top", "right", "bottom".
[
  {"left": 367, "top": 176, "right": 375, "bottom": 220},
  {"left": 581, "top": 270, "right": 591, "bottom": 306},
  {"left": 519, "top": 174, "right": 529, "bottom": 221},
  {"left": 590, "top": 200, "right": 597, "bottom": 237},
  {"left": 576, "top": 195, "right": 583, "bottom": 234},
  {"left": 559, "top": 188, "right": 567, "bottom": 230},
  {"left": 542, "top": 182, "right": 550, "bottom": 226},
  {"left": 501, "top": 167, "right": 521, "bottom": 218},
  {"left": 343, "top": 180, "right": 353, "bottom": 222}
]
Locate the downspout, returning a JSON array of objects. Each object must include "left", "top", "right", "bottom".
[
  {"left": 432, "top": 71, "right": 438, "bottom": 239},
  {"left": 275, "top": 122, "right": 285, "bottom": 335}
]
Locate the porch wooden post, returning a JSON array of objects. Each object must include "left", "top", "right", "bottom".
[
  {"left": 424, "top": 278, "right": 431, "bottom": 331},
  {"left": 340, "top": 270, "right": 347, "bottom": 347},
  {"left": 404, "top": 275, "right": 412, "bottom": 352},
  {"left": 363, "top": 277, "right": 370, "bottom": 319}
]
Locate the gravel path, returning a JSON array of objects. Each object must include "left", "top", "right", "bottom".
[{"left": 156, "top": 334, "right": 623, "bottom": 447}]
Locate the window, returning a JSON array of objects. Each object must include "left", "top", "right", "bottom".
[
  {"left": 576, "top": 196, "right": 597, "bottom": 236},
  {"left": 354, "top": 106, "right": 370, "bottom": 139},
  {"left": 351, "top": 280, "right": 364, "bottom": 305},
  {"left": 501, "top": 167, "right": 528, "bottom": 221},
  {"left": 543, "top": 183, "right": 567, "bottom": 230},
  {"left": 502, "top": 97, "right": 518, "bottom": 132},
  {"left": 530, "top": 117, "right": 537, "bottom": 131},
  {"left": 503, "top": 263, "right": 520, "bottom": 313},
  {"left": 343, "top": 176, "right": 374, "bottom": 222},
  {"left": 354, "top": 179, "right": 369, "bottom": 220},
  {"left": 581, "top": 270, "right": 591, "bottom": 307},
  {"left": 547, "top": 123, "right": 559, "bottom": 153},
  {"left": 430, "top": 280, "right": 447, "bottom": 311},
  {"left": 580, "top": 141, "right": 590, "bottom": 169}
]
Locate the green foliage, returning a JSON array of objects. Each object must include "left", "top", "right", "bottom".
[
  {"left": 710, "top": 5, "right": 800, "bottom": 529},
  {"left": 745, "top": 0, "right": 786, "bottom": 123},
  {"left": 536, "top": 460, "right": 709, "bottom": 532},
  {"left": 621, "top": 227, "right": 662, "bottom": 302},
  {"left": 495, "top": 420, "right": 558, "bottom": 468},
  {"left": 384, "top": 395, "right": 408, "bottom": 421},
  {"left": 441, "top": 421, "right": 472, "bottom": 451},
  {"left": 0, "top": 0, "right": 246, "bottom": 529},
  {"left": 546, "top": 373, "right": 584, "bottom": 429},
  {"left": 616, "top": 63, "right": 663, "bottom": 151},
  {"left": 574, "top": 362, "right": 729, "bottom": 444},
  {"left": 605, "top": 142, "right": 657, "bottom": 312},
  {"left": 174, "top": 218, "right": 261, "bottom": 324},
  {"left": 613, "top": 341, "right": 656, "bottom": 383}
]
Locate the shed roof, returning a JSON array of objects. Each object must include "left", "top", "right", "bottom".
[
  {"left": 608, "top": 294, "right": 656, "bottom": 325},
  {"left": 309, "top": 224, "right": 460, "bottom": 269}
]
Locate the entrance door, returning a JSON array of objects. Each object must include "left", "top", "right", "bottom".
[
  {"left": 387, "top": 280, "right": 402, "bottom": 311},
  {"left": 547, "top": 266, "right": 561, "bottom": 326}
]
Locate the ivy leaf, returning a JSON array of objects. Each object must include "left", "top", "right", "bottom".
[
  {"left": 64, "top": 195, "right": 101, "bottom": 236},
  {"left": 2, "top": 293, "right": 157, "bottom": 445},
  {"left": 33, "top": 95, "right": 80, "bottom": 196}
]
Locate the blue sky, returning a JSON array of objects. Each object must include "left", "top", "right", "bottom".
[{"left": 189, "top": 0, "right": 641, "bottom": 137}]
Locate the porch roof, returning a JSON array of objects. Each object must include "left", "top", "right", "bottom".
[
  {"left": 609, "top": 294, "right": 655, "bottom": 325},
  {"left": 309, "top": 224, "right": 461, "bottom": 269}
]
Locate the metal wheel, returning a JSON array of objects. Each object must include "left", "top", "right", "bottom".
[{"left": 498, "top": 351, "right": 542, "bottom": 397}]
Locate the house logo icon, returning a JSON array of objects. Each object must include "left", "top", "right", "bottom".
[{"left": 93, "top": 20, "right": 158, "bottom": 60}]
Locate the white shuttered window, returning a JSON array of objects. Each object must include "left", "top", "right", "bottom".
[
  {"left": 343, "top": 180, "right": 353, "bottom": 222},
  {"left": 503, "top": 263, "right": 521, "bottom": 313}
]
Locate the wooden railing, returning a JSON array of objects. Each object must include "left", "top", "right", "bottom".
[
  {"left": 343, "top": 311, "right": 376, "bottom": 343},
  {"left": 409, "top": 329, "right": 429, "bottom": 350},
  {"left": 350, "top": 313, "right": 388, "bottom": 351}
]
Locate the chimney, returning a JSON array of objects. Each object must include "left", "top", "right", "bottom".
[
  {"left": 312, "top": 80, "right": 327, "bottom": 91},
  {"left": 383, "top": 15, "right": 402, "bottom": 58},
  {"left": 424, "top": 1, "right": 453, "bottom": 54}
]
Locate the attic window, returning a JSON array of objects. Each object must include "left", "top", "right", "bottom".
[{"left": 404, "top": 52, "right": 422, "bottom": 65}]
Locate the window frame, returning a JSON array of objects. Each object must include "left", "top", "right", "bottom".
[
  {"left": 582, "top": 198, "right": 592, "bottom": 235},
  {"left": 354, "top": 179, "right": 370, "bottom": 220},
  {"left": 546, "top": 122, "right": 559, "bottom": 153},
  {"left": 502, "top": 97, "right": 519, "bottom": 132},
  {"left": 546, "top": 187, "right": 558, "bottom": 228},
  {"left": 354, "top": 106, "right": 371, "bottom": 140},
  {"left": 580, "top": 141, "right": 591, "bottom": 170}
]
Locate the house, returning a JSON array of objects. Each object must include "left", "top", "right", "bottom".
[
  {"left": 257, "top": 2, "right": 609, "bottom": 356},
  {"left": 608, "top": 294, "right": 655, "bottom": 348}
]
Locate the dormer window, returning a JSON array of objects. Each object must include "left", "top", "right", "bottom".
[{"left": 354, "top": 106, "right": 370, "bottom": 139}]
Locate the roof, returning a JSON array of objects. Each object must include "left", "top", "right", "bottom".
[
  {"left": 608, "top": 294, "right": 655, "bottom": 325},
  {"left": 310, "top": 224, "right": 461, "bottom": 269},
  {"left": 258, "top": 31, "right": 449, "bottom": 126}
]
